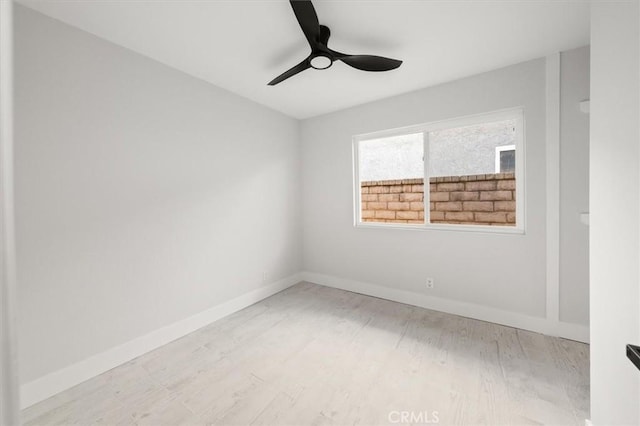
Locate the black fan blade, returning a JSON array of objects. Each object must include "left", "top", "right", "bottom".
[
  {"left": 336, "top": 54, "right": 402, "bottom": 72},
  {"left": 290, "top": 0, "right": 320, "bottom": 48},
  {"left": 268, "top": 58, "right": 311, "bottom": 85},
  {"left": 319, "top": 25, "right": 330, "bottom": 46}
]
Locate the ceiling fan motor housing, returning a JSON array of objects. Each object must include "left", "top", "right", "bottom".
[{"left": 310, "top": 55, "right": 332, "bottom": 70}]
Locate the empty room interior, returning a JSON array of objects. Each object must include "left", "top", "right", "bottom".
[{"left": 0, "top": 0, "right": 639, "bottom": 425}]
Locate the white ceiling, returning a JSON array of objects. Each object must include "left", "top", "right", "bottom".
[{"left": 18, "top": 0, "right": 590, "bottom": 119}]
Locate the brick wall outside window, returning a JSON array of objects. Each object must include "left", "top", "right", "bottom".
[{"left": 361, "top": 172, "right": 516, "bottom": 226}]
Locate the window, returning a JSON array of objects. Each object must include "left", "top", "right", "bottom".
[
  {"left": 495, "top": 145, "right": 516, "bottom": 173},
  {"left": 354, "top": 108, "right": 524, "bottom": 232}
]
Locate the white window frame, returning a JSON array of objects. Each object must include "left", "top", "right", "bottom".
[
  {"left": 495, "top": 144, "right": 516, "bottom": 173},
  {"left": 352, "top": 107, "right": 526, "bottom": 234}
]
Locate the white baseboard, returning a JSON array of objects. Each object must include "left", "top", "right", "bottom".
[
  {"left": 21, "top": 271, "right": 588, "bottom": 409},
  {"left": 556, "top": 319, "right": 590, "bottom": 343},
  {"left": 20, "top": 273, "right": 302, "bottom": 409},
  {"left": 301, "top": 271, "right": 589, "bottom": 344}
]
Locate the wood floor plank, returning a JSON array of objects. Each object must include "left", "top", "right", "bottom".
[{"left": 23, "top": 283, "right": 590, "bottom": 426}]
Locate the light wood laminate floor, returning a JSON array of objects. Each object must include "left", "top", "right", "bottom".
[{"left": 23, "top": 282, "right": 589, "bottom": 426}]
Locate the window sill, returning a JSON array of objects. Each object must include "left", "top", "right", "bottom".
[{"left": 355, "top": 222, "right": 525, "bottom": 235}]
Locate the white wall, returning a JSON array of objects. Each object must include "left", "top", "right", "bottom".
[
  {"left": 14, "top": 4, "right": 301, "bottom": 386},
  {"left": 301, "top": 58, "right": 548, "bottom": 318},
  {"left": 1, "top": 0, "right": 21, "bottom": 423},
  {"left": 589, "top": 2, "right": 640, "bottom": 425},
  {"left": 301, "top": 50, "right": 590, "bottom": 335},
  {"left": 560, "top": 46, "right": 590, "bottom": 326}
]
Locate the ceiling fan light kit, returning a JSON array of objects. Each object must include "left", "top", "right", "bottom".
[
  {"left": 268, "top": 0, "right": 403, "bottom": 85},
  {"left": 310, "top": 55, "right": 332, "bottom": 70}
]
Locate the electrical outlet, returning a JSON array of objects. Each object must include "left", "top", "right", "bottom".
[{"left": 426, "top": 277, "right": 434, "bottom": 289}]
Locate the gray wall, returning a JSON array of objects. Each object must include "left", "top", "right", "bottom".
[
  {"left": 428, "top": 120, "right": 516, "bottom": 177},
  {"left": 559, "top": 46, "right": 590, "bottom": 326},
  {"left": 14, "top": 5, "right": 302, "bottom": 383},
  {"left": 359, "top": 120, "right": 516, "bottom": 182}
]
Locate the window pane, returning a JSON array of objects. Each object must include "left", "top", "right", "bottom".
[
  {"left": 499, "top": 149, "right": 515, "bottom": 173},
  {"left": 428, "top": 119, "right": 516, "bottom": 226},
  {"left": 359, "top": 133, "right": 424, "bottom": 224}
]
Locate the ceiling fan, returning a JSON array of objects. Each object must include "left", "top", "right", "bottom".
[{"left": 268, "top": 0, "right": 403, "bottom": 86}]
